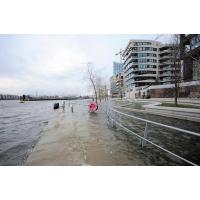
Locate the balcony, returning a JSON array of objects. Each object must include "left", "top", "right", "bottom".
[
  {"left": 124, "top": 50, "right": 138, "bottom": 60},
  {"left": 159, "top": 49, "right": 171, "bottom": 55},
  {"left": 135, "top": 79, "right": 156, "bottom": 83},
  {"left": 134, "top": 74, "right": 157, "bottom": 78},
  {"left": 159, "top": 67, "right": 176, "bottom": 71},
  {"left": 159, "top": 62, "right": 172, "bottom": 66},
  {"left": 159, "top": 56, "right": 170, "bottom": 61},
  {"left": 123, "top": 56, "right": 137, "bottom": 67},
  {"left": 159, "top": 72, "right": 173, "bottom": 77},
  {"left": 124, "top": 63, "right": 139, "bottom": 73},
  {"left": 160, "top": 77, "right": 172, "bottom": 82},
  {"left": 125, "top": 68, "right": 157, "bottom": 75},
  {"left": 159, "top": 68, "right": 169, "bottom": 72},
  {"left": 125, "top": 74, "right": 135, "bottom": 81}
]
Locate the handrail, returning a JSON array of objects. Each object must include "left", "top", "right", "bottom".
[
  {"left": 107, "top": 114, "right": 198, "bottom": 166},
  {"left": 106, "top": 107, "right": 200, "bottom": 166},
  {"left": 111, "top": 108, "right": 200, "bottom": 137}
]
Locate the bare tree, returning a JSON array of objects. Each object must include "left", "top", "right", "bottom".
[
  {"left": 86, "top": 62, "right": 109, "bottom": 104},
  {"left": 170, "top": 34, "right": 182, "bottom": 106},
  {"left": 95, "top": 76, "right": 103, "bottom": 102},
  {"left": 87, "top": 63, "right": 98, "bottom": 104}
]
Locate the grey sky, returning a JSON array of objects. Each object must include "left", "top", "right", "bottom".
[{"left": 0, "top": 34, "right": 172, "bottom": 96}]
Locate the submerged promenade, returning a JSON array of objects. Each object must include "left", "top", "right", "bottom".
[
  {"left": 25, "top": 100, "right": 200, "bottom": 166},
  {"left": 26, "top": 101, "right": 145, "bottom": 165}
]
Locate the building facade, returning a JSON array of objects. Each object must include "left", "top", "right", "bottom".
[
  {"left": 180, "top": 34, "right": 200, "bottom": 81},
  {"left": 113, "top": 62, "right": 123, "bottom": 76},
  {"left": 0, "top": 94, "right": 19, "bottom": 100},
  {"left": 110, "top": 62, "right": 125, "bottom": 98},
  {"left": 110, "top": 36, "right": 200, "bottom": 99},
  {"left": 110, "top": 76, "right": 118, "bottom": 97},
  {"left": 159, "top": 45, "right": 174, "bottom": 84},
  {"left": 122, "top": 40, "right": 162, "bottom": 98},
  {"left": 159, "top": 44, "right": 181, "bottom": 85},
  {"left": 115, "top": 72, "right": 125, "bottom": 98}
]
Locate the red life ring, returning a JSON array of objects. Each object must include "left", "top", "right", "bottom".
[{"left": 89, "top": 102, "right": 98, "bottom": 112}]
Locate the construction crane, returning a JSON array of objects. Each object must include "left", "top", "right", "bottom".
[
  {"left": 154, "top": 34, "right": 164, "bottom": 41},
  {"left": 115, "top": 49, "right": 124, "bottom": 56},
  {"left": 115, "top": 49, "right": 124, "bottom": 63}
]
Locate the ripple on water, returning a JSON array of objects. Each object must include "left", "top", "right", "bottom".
[{"left": 0, "top": 100, "right": 64, "bottom": 165}]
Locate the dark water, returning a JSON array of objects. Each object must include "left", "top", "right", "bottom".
[{"left": 0, "top": 100, "right": 67, "bottom": 165}]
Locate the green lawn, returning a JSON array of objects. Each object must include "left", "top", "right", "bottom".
[{"left": 159, "top": 102, "right": 200, "bottom": 109}]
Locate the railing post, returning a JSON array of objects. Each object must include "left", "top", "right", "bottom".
[
  {"left": 141, "top": 122, "right": 148, "bottom": 147},
  {"left": 106, "top": 108, "right": 110, "bottom": 124},
  {"left": 112, "top": 113, "right": 116, "bottom": 129}
]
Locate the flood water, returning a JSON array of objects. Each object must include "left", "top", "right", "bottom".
[
  {"left": 1, "top": 99, "right": 200, "bottom": 166},
  {"left": 0, "top": 100, "right": 71, "bottom": 165}
]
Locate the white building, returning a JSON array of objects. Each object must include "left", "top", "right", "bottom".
[{"left": 122, "top": 40, "right": 162, "bottom": 98}]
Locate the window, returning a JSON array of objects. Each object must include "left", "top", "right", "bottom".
[{"left": 190, "top": 35, "right": 200, "bottom": 50}]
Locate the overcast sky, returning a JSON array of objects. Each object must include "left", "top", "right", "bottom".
[{"left": 0, "top": 34, "right": 172, "bottom": 96}]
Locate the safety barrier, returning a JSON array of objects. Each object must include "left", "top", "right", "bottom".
[{"left": 107, "top": 107, "right": 200, "bottom": 166}]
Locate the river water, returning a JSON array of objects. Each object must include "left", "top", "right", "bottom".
[{"left": 0, "top": 100, "right": 69, "bottom": 165}]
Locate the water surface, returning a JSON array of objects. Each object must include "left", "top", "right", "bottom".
[{"left": 0, "top": 100, "right": 66, "bottom": 165}]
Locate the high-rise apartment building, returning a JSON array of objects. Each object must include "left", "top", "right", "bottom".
[
  {"left": 122, "top": 40, "right": 162, "bottom": 97},
  {"left": 111, "top": 36, "right": 200, "bottom": 99}
]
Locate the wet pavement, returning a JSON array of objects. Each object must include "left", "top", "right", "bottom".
[
  {"left": 25, "top": 100, "right": 200, "bottom": 166},
  {"left": 26, "top": 101, "right": 146, "bottom": 165}
]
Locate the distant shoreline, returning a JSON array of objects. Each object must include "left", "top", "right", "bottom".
[
  {"left": 0, "top": 98, "right": 91, "bottom": 101},
  {"left": 24, "top": 98, "right": 90, "bottom": 101}
]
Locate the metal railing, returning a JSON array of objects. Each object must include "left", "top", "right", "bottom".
[{"left": 106, "top": 107, "right": 200, "bottom": 166}]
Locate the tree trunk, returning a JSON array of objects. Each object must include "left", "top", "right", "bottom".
[
  {"left": 174, "top": 82, "right": 178, "bottom": 106},
  {"left": 99, "top": 88, "right": 101, "bottom": 102},
  {"left": 90, "top": 78, "right": 98, "bottom": 104}
]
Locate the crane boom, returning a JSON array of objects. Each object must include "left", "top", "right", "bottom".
[{"left": 154, "top": 34, "right": 164, "bottom": 41}]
